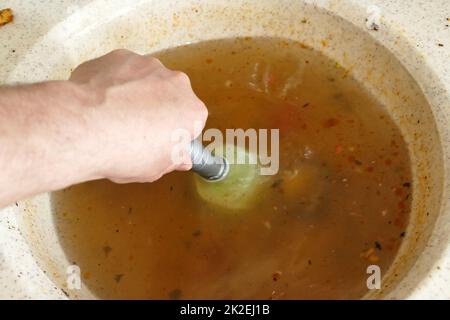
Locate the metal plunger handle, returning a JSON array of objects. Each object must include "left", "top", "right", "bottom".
[{"left": 189, "top": 140, "right": 228, "bottom": 181}]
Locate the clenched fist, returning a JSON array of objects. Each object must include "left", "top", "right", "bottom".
[{"left": 70, "top": 49, "right": 208, "bottom": 183}]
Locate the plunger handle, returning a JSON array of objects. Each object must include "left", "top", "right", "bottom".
[{"left": 189, "top": 140, "right": 228, "bottom": 181}]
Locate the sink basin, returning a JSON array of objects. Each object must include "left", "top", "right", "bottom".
[{"left": 0, "top": 0, "right": 449, "bottom": 299}]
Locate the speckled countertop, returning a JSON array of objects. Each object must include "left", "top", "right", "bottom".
[{"left": 0, "top": 0, "right": 449, "bottom": 299}]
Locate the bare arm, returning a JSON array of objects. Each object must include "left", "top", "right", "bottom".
[{"left": 0, "top": 50, "right": 207, "bottom": 208}]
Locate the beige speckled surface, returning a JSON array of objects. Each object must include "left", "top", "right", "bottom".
[{"left": 0, "top": 0, "right": 449, "bottom": 299}]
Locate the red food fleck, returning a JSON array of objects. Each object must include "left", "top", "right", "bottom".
[
  {"left": 272, "top": 271, "right": 282, "bottom": 282},
  {"left": 322, "top": 118, "right": 340, "bottom": 128}
]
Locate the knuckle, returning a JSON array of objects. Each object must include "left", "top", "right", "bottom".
[
  {"left": 198, "top": 101, "right": 208, "bottom": 121},
  {"left": 146, "top": 56, "right": 163, "bottom": 67},
  {"left": 181, "top": 100, "right": 208, "bottom": 133},
  {"left": 171, "top": 70, "right": 191, "bottom": 84},
  {"left": 189, "top": 100, "right": 208, "bottom": 128},
  {"left": 110, "top": 48, "right": 131, "bottom": 56}
]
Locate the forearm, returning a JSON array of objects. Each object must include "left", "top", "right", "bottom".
[
  {"left": 0, "top": 81, "right": 102, "bottom": 207},
  {"left": 0, "top": 50, "right": 207, "bottom": 208}
]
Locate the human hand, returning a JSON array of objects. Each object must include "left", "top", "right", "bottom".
[{"left": 70, "top": 49, "right": 208, "bottom": 183}]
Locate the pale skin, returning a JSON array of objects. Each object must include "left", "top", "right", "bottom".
[{"left": 0, "top": 49, "right": 208, "bottom": 208}]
